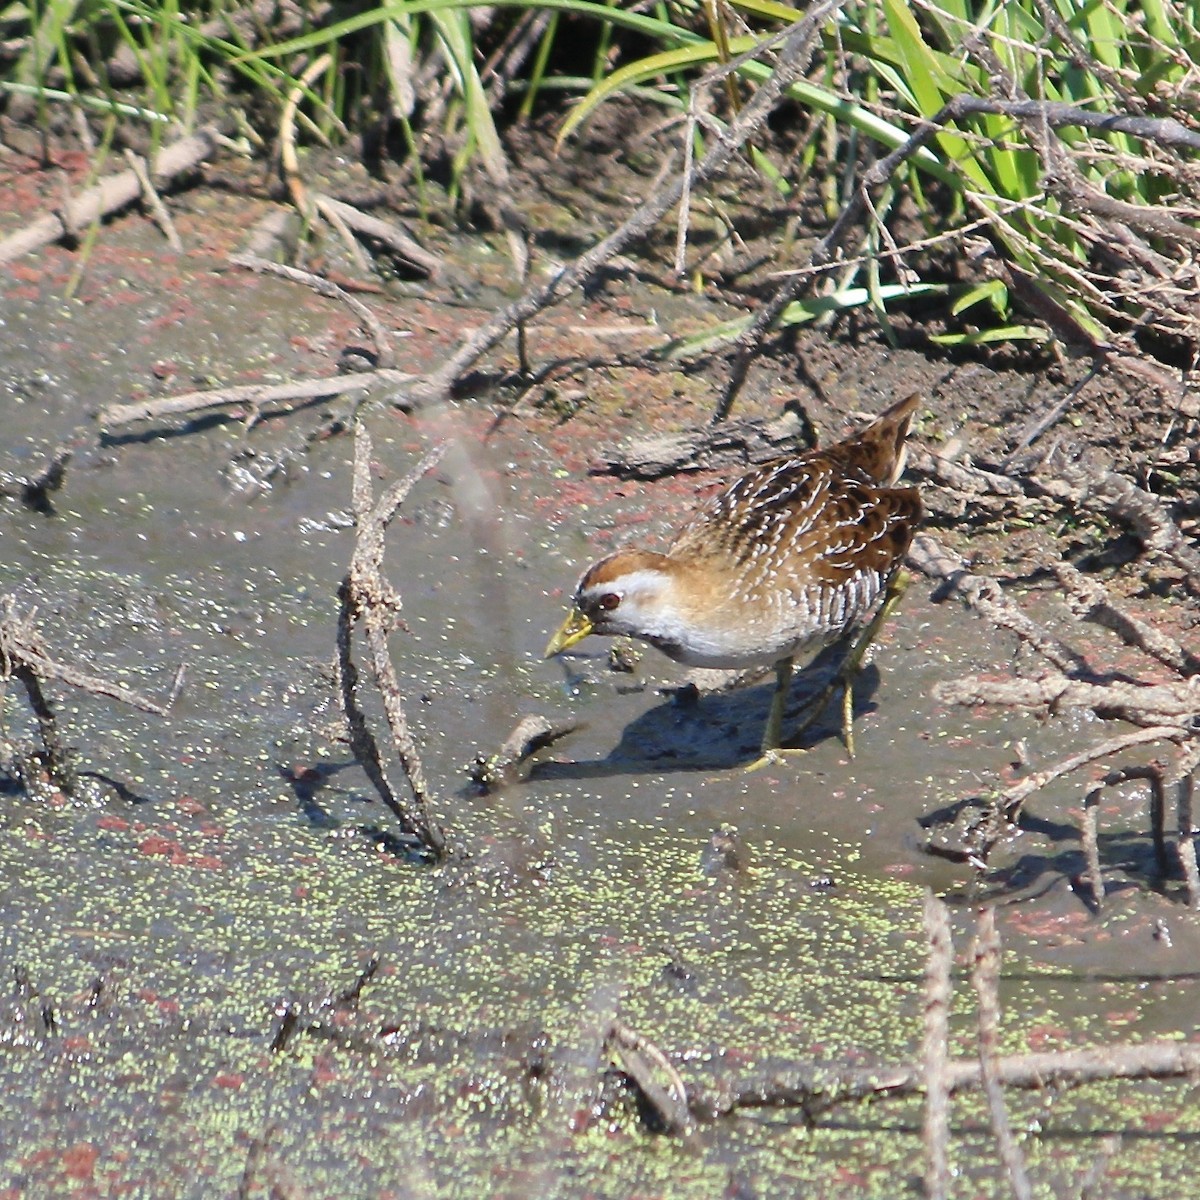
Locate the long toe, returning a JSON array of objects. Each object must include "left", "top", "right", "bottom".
[{"left": 744, "top": 746, "right": 810, "bottom": 773}]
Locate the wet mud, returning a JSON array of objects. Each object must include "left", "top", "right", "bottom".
[{"left": 1, "top": 182, "right": 1198, "bottom": 1198}]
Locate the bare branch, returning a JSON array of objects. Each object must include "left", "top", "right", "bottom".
[
  {"left": 335, "top": 427, "right": 450, "bottom": 856},
  {"left": 971, "top": 909, "right": 1032, "bottom": 1200},
  {"left": 922, "top": 892, "right": 952, "bottom": 1200},
  {"left": 908, "top": 533, "right": 1086, "bottom": 675},
  {"left": 312, "top": 194, "right": 442, "bottom": 278},
  {"left": 97, "top": 368, "right": 415, "bottom": 431}
]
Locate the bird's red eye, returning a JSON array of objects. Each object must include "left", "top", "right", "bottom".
[{"left": 599, "top": 592, "right": 621, "bottom": 611}]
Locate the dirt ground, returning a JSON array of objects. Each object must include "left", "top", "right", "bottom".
[{"left": 2, "top": 106, "right": 1199, "bottom": 1198}]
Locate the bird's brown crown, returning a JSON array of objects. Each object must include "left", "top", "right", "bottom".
[{"left": 577, "top": 548, "right": 675, "bottom": 594}]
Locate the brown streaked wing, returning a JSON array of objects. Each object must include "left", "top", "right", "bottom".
[
  {"left": 803, "top": 476, "right": 922, "bottom": 588},
  {"left": 667, "top": 454, "right": 832, "bottom": 571},
  {"left": 669, "top": 452, "right": 920, "bottom": 596}
]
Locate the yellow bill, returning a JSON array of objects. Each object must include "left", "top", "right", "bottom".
[{"left": 544, "top": 606, "right": 594, "bottom": 658}]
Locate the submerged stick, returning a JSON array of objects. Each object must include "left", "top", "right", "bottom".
[
  {"left": 697, "top": 1038, "right": 1200, "bottom": 1120},
  {"left": 1055, "top": 561, "right": 1200, "bottom": 677},
  {"left": 1177, "top": 767, "right": 1200, "bottom": 910},
  {"left": 608, "top": 1020, "right": 692, "bottom": 1136},
  {"left": 229, "top": 253, "right": 395, "bottom": 369},
  {"left": 0, "top": 446, "right": 72, "bottom": 511},
  {"left": 909, "top": 533, "right": 1086, "bottom": 675},
  {"left": 0, "top": 597, "right": 177, "bottom": 794},
  {"left": 471, "top": 714, "right": 578, "bottom": 791}
]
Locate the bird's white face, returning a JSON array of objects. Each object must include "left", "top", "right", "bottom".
[
  {"left": 544, "top": 549, "right": 680, "bottom": 658},
  {"left": 575, "top": 566, "right": 676, "bottom": 640}
]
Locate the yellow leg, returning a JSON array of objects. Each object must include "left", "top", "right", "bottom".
[
  {"left": 762, "top": 657, "right": 792, "bottom": 754},
  {"left": 744, "top": 657, "right": 810, "bottom": 772},
  {"left": 792, "top": 570, "right": 911, "bottom": 758}
]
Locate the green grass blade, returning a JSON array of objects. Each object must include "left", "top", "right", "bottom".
[
  {"left": 662, "top": 281, "right": 948, "bottom": 358},
  {"left": 930, "top": 325, "right": 1050, "bottom": 346}
]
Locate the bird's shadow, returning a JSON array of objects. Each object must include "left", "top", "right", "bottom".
[{"left": 531, "top": 650, "right": 882, "bottom": 778}]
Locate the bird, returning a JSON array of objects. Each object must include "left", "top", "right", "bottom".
[{"left": 544, "top": 392, "right": 923, "bottom": 769}]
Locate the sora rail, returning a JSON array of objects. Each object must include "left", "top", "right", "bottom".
[{"left": 545, "top": 392, "right": 923, "bottom": 769}]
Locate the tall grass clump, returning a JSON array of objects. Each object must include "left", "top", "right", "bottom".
[
  {"left": 556, "top": 0, "right": 1200, "bottom": 356},
  {"left": 4, "top": 1, "right": 1198, "bottom": 359}
]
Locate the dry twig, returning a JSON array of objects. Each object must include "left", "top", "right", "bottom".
[
  {"left": 122, "top": 148, "right": 183, "bottom": 252},
  {"left": 0, "top": 128, "right": 217, "bottom": 265},
  {"left": 312, "top": 194, "right": 442, "bottom": 278},
  {"left": 971, "top": 908, "right": 1032, "bottom": 1200},
  {"left": 936, "top": 675, "right": 1197, "bottom": 726},
  {"left": 398, "top": 0, "right": 846, "bottom": 408},
  {"left": 590, "top": 408, "right": 811, "bottom": 479},
  {"left": 334, "top": 426, "right": 449, "bottom": 857},
  {"left": 998, "top": 725, "right": 1182, "bottom": 821},
  {"left": 229, "top": 253, "right": 395, "bottom": 369},
  {"left": 1081, "top": 765, "right": 1170, "bottom": 909},
  {"left": 907, "top": 446, "right": 1024, "bottom": 499},
  {"left": 922, "top": 892, "right": 952, "bottom": 1200},
  {"left": 97, "top": 368, "right": 415, "bottom": 432}
]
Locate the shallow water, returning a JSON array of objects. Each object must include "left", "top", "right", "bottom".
[{"left": 1, "top": 217, "right": 1198, "bottom": 1198}]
